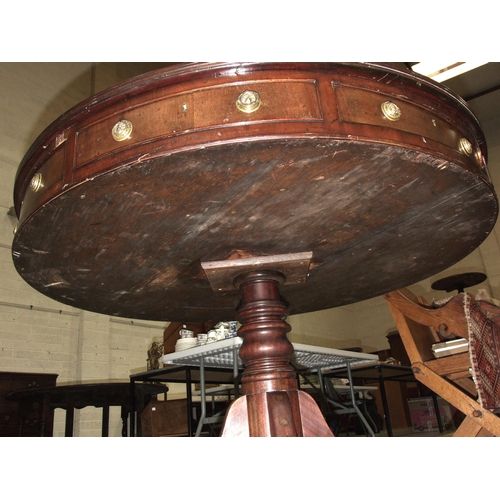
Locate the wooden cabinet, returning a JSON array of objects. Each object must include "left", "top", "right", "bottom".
[{"left": 0, "top": 372, "right": 58, "bottom": 436}]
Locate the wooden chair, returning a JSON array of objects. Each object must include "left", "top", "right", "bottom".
[{"left": 384, "top": 288, "right": 500, "bottom": 437}]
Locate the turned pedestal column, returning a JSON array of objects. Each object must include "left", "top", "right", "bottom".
[{"left": 221, "top": 270, "right": 333, "bottom": 437}]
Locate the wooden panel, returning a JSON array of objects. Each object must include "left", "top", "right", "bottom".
[
  {"left": 336, "top": 87, "right": 463, "bottom": 151},
  {"left": 18, "top": 145, "right": 65, "bottom": 224},
  {"left": 74, "top": 80, "right": 322, "bottom": 169},
  {"left": 140, "top": 399, "right": 188, "bottom": 436},
  {"left": 371, "top": 379, "right": 414, "bottom": 430}
]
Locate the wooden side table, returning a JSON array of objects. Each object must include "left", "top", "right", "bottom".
[{"left": 7, "top": 382, "right": 167, "bottom": 436}]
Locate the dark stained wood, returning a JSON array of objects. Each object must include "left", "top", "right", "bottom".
[
  {"left": 7, "top": 382, "right": 168, "bottom": 436},
  {"left": 201, "top": 251, "right": 312, "bottom": 292},
  {"left": 220, "top": 270, "right": 333, "bottom": 437},
  {"left": 235, "top": 270, "right": 296, "bottom": 394},
  {"left": 12, "top": 62, "right": 498, "bottom": 323},
  {"left": 431, "top": 272, "right": 487, "bottom": 293},
  {"left": 0, "top": 372, "right": 58, "bottom": 437}
]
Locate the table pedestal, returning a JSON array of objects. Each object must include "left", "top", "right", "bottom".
[{"left": 220, "top": 270, "right": 333, "bottom": 437}]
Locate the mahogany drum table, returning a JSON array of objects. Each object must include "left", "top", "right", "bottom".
[{"left": 12, "top": 63, "right": 498, "bottom": 436}]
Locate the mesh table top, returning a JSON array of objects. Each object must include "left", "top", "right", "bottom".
[{"left": 162, "top": 337, "right": 378, "bottom": 371}]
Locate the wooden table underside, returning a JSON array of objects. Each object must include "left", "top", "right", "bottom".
[{"left": 12, "top": 62, "right": 497, "bottom": 322}]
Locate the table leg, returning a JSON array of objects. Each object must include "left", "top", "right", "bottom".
[
  {"left": 317, "top": 368, "right": 324, "bottom": 393},
  {"left": 221, "top": 270, "right": 333, "bottom": 437},
  {"left": 186, "top": 368, "right": 193, "bottom": 436},
  {"left": 40, "top": 394, "right": 51, "bottom": 437},
  {"left": 17, "top": 402, "right": 27, "bottom": 436},
  {"left": 376, "top": 365, "right": 393, "bottom": 436},
  {"left": 195, "top": 358, "right": 206, "bottom": 437},
  {"left": 65, "top": 404, "right": 74, "bottom": 437},
  {"left": 346, "top": 362, "right": 375, "bottom": 437},
  {"left": 102, "top": 405, "right": 110, "bottom": 437},
  {"left": 121, "top": 406, "right": 128, "bottom": 437}
]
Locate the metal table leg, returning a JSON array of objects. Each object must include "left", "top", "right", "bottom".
[
  {"left": 375, "top": 365, "right": 393, "bottom": 436},
  {"left": 195, "top": 358, "right": 206, "bottom": 437},
  {"left": 346, "top": 362, "right": 375, "bottom": 437},
  {"left": 186, "top": 368, "right": 193, "bottom": 436}
]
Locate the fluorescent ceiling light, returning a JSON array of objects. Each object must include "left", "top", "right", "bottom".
[{"left": 412, "top": 62, "right": 488, "bottom": 82}]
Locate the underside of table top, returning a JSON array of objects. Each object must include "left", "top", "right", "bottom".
[{"left": 12, "top": 62, "right": 498, "bottom": 322}]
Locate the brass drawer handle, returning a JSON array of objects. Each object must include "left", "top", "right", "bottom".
[
  {"left": 112, "top": 119, "right": 133, "bottom": 141},
  {"left": 458, "top": 137, "right": 473, "bottom": 156},
  {"left": 381, "top": 100, "right": 401, "bottom": 121},
  {"left": 236, "top": 90, "right": 261, "bottom": 114},
  {"left": 30, "top": 173, "right": 44, "bottom": 192}
]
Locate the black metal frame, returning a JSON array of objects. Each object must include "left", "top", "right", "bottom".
[
  {"left": 129, "top": 365, "right": 241, "bottom": 436},
  {"left": 324, "top": 363, "right": 444, "bottom": 436}
]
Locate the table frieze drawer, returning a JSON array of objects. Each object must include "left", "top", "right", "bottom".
[{"left": 74, "top": 80, "right": 323, "bottom": 170}]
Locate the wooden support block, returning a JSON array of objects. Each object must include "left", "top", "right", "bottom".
[{"left": 201, "top": 251, "right": 313, "bottom": 292}]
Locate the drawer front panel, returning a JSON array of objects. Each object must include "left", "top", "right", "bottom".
[{"left": 75, "top": 80, "right": 322, "bottom": 169}]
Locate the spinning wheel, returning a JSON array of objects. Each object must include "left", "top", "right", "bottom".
[{"left": 12, "top": 63, "right": 498, "bottom": 436}]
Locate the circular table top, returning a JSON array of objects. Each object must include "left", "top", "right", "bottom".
[
  {"left": 11, "top": 63, "right": 498, "bottom": 322},
  {"left": 431, "top": 272, "right": 487, "bottom": 293}
]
